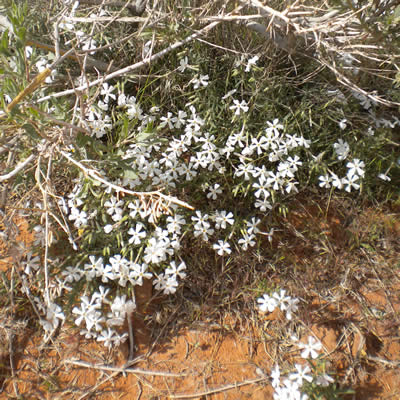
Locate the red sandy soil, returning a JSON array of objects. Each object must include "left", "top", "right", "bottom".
[{"left": 0, "top": 208, "right": 399, "bottom": 399}]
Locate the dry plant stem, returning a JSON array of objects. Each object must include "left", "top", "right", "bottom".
[
  {"left": 75, "top": 355, "right": 146, "bottom": 400},
  {"left": 0, "top": 154, "right": 36, "bottom": 183},
  {"left": 168, "top": 376, "right": 268, "bottom": 399},
  {"left": 26, "top": 39, "right": 118, "bottom": 73},
  {"left": 34, "top": 156, "right": 51, "bottom": 305},
  {"left": 65, "top": 16, "right": 146, "bottom": 23},
  {"left": 9, "top": 267, "right": 19, "bottom": 397},
  {"left": 0, "top": 137, "right": 18, "bottom": 155},
  {"left": 36, "top": 4, "right": 246, "bottom": 104},
  {"left": 200, "top": 14, "right": 264, "bottom": 21},
  {"left": 60, "top": 150, "right": 194, "bottom": 210},
  {"left": 27, "top": 104, "right": 91, "bottom": 134},
  {"left": 64, "top": 359, "right": 186, "bottom": 377},
  {"left": 319, "top": 57, "right": 400, "bottom": 107},
  {"left": 12, "top": 260, "right": 42, "bottom": 320},
  {"left": 127, "top": 311, "right": 135, "bottom": 361}
]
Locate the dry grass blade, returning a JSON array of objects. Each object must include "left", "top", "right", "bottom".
[{"left": 64, "top": 359, "right": 187, "bottom": 377}]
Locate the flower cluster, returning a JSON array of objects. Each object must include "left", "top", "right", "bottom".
[
  {"left": 257, "top": 289, "right": 300, "bottom": 320},
  {"left": 17, "top": 41, "right": 396, "bottom": 357},
  {"left": 257, "top": 293, "right": 334, "bottom": 398}
]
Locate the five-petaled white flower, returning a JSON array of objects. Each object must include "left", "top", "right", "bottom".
[
  {"left": 229, "top": 99, "right": 249, "bottom": 115},
  {"left": 213, "top": 240, "right": 231, "bottom": 256},
  {"left": 298, "top": 336, "right": 322, "bottom": 359}
]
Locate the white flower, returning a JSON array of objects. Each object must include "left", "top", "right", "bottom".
[
  {"left": 193, "top": 224, "right": 214, "bottom": 242},
  {"left": 174, "top": 110, "right": 187, "bottom": 128},
  {"left": 289, "top": 364, "right": 313, "bottom": 385},
  {"left": 159, "top": 112, "right": 175, "bottom": 129},
  {"left": 222, "top": 89, "right": 237, "bottom": 100},
  {"left": 207, "top": 183, "right": 222, "bottom": 200},
  {"left": 245, "top": 55, "right": 259, "bottom": 72},
  {"left": 214, "top": 210, "right": 234, "bottom": 230},
  {"left": 166, "top": 214, "right": 186, "bottom": 234},
  {"left": 246, "top": 217, "right": 261, "bottom": 234},
  {"left": 342, "top": 174, "right": 360, "bottom": 192},
  {"left": 62, "top": 265, "right": 83, "bottom": 283},
  {"left": 213, "top": 240, "right": 231, "bottom": 256},
  {"left": 229, "top": 99, "right": 249, "bottom": 116},
  {"left": 100, "top": 83, "right": 116, "bottom": 103},
  {"left": 285, "top": 297, "right": 299, "bottom": 320},
  {"left": 238, "top": 232, "right": 256, "bottom": 250},
  {"left": 165, "top": 261, "right": 187, "bottom": 280},
  {"left": 42, "top": 302, "right": 65, "bottom": 331},
  {"left": 118, "top": 92, "right": 127, "bottom": 106},
  {"left": 318, "top": 174, "right": 331, "bottom": 188},
  {"left": 253, "top": 176, "right": 270, "bottom": 199},
  {"left": 235, "top": 163, "right": 255, "bottom": 181},
  {"left": 266, "top": 119, "right": 283, "bottom": 135},
  {"left": 84, "top": 256, "right": 104, "bottom": 280},
  {"left": 130, "top": 263, "right": 152, "bottom": 286},
  {"left": 97, "top": 328, "right": 122, "bottom": 348},
  {"left": 377, "top": 173, "right": 391, "bottom": 182},
  {"left": 298, "top": 336, "right": 322, "bottom": 359},
  {"left": 104, "top": 224, "right": 113, "bottom": 233},
  {"left": 270, "top": 364, "right": 281, "bottom": 389},
  {"left": 154, "top": 274, "right": 179, "bottom": 295},
  {"left": 330, "top": 173, "right": 343, "bottom": 189},
  {"left": 338, "top": 119, "right": 347, "bottom": 130},
  {"left": 315, "top": 373, "right": 334, "bottom": 387},
  {"left": 69, "top": 207, "right": 88, "bottom": 228},
  {"left": 128, "top": 223, "right": 147, "bottom": 245},
  {"left": 178, "top": 56, "right": 190, "bottom": 72},
  {"left": 333, "top": 138, "right": 350, "bottom": 161},
  {"left": 257, "top": 294, "right": 278, "bottom": 313},
  {"left": 272, "top": 289, "right": 291, "bottom": 311},
  {"left": 346, "top": 158, "right": 365, "bottom": 177},
  {"left": 254, "top": 198, "right": 272, "bottom": 212},
  {"left": 192, "top": 74, "right": 209, "bottom": 89},
  {"left": 23, "top": 252, "right": 40, "bottom": 275},
  {"left": 104, "top": 196, "right": 124, "bottom": 216},
  {"left": 144, "top": 237, "right": 168, "bottom": 264},
  {"left": 192, "top": 210, "right": 210, "bottom": 227},
  {"left": 72, "top": 296, "right": 99, "bottom": 328}
]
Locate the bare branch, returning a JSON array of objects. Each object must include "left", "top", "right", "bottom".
[
  {"left": 0, "top": 154, "right": 36, "bottom": 183},
  {"left": 60, "top": 150, "right": 195, "bottom": 211},
  {"left": 64, "top": 359, "right": 187, "bottom": 377},
  {"left": 36, "top": 4, "right": 246, "bottom": 104}
]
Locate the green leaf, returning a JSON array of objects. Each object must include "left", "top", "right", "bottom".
[
  {"left": 0, "top": 30, "right": 10, "bottom": 55},
  {"left": 123, "top": 169, "right": 138, "bottom": 181},
  {"left": 136, "top": 129, "right": 156, "bottom": 143},
  {"left": 76, "top": 132, "right": 91, "bottom": 148},
  {"left": 22, "top": 123, "right": 40, "bottom": 139}
]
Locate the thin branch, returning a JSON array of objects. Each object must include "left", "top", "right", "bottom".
[
  {"left": 169, "top": 376, "right": 268, "bottom": 399},
  {"left": 26, "top": 39, "right": 118, "bottom": 73},
  {"left": 64, "top": 359, "right": 187, "bottom": 377},
  {"left": 27, "top": 104, "right": 91, "bottom": 134},
  {"left": 0, "top": 154, "right": 36, "bottom": 182},
  {"left": 64, "top": 16, "right": 146, "bottom": 23},
  {"left": 200, "top": 14, "right": 264, "bottom": 21},
  {"left": 0, "top": 137, "right": 18, "bottom": 155},
  {"left": 36, "top": 4, "right": 246, "bottom": 104},
  {"left": 60, "top": 150, "right": 195, "bottom": 210},
  {"left": 34, "top": 156, "right": 51, "bottom": 305}
]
